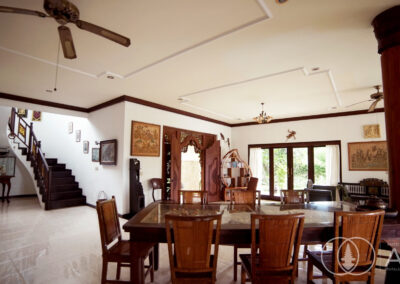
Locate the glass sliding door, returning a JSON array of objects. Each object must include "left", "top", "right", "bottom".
[
  {"left": 260, "top": 149, "right": 270, "bottom": 195},
  {"left": 293, "top": 147, "right": 308, "bottom": 189},
  {"left": 314, "top": 147, "right": 327, "bottom": 185},
  {"left": 273, "top": 148, "right": 287, "bottom": 196}
]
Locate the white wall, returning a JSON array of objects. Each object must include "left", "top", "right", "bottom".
[
  {"left": 123, "top": 101, "right": 232, "bottom": 210},
  {"left": 25, "top": 103, "right": 126, "bottom": 212},
  {"left": 232, "top": 112, "right": 388, "bottom": 183},
  {"left": 0, "top": 101, "right": 230, "bottom": 213},
  {"left": 0, "top": 106, "right": 35, "bottom": 196}
]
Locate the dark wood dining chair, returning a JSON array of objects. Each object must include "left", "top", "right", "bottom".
[
  {"left": 179, "top": 190, "right": 208, "bottom": 204},
  {"left": 165, "top": 213, "right": 222, "bottom": 284},
  {"left": 240, "top": 213, "right": 305, "bottom": 284},
  {"left": 150, "top": 178, "right": 163, "bottom": 202},
  {"left": 280, "top": 189, "right": 313, "bottom": 262},
  {"left": 307, "top": 210, "right": 385, "bottom": 284},
  {"left": 230, "top": 178, "right": 258, "bottom": 281},
  {"left": 280, "top": 189, "right": 308, "bottom": 204},
  {"left": 96, "top": 196, "right": 155, "bottom": 284}
]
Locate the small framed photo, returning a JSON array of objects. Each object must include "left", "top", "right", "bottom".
[
  {"left": 17, "top": 108, "right": 28, "bottom": 118},
  {"left": 92, "top": 148, "right": 100, "bottom": 162},
  {"left": 83, "top": 141, "right": 89, "bottom": 154},
  {"left": 75, "top": 130, "right": 81, "bottom": 142},
  {"left": 68, "top": 122, "right": 73, "bottom": 134},
  {"left": 363, "top": 124, "right": 381, "bottom": 138},
  {"left": 32, "top": 111, "right": 42, "bottom": 121},
  {"left": 100, "top": 139, "right": 117, "bottom": 165}
]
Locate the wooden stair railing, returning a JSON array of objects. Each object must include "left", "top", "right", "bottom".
[
  {"left": 8, "top": 107, "right": 52, "bottom": 208},
  {"left": 7, "top": 107, "right": 85, "bottom": 210}
]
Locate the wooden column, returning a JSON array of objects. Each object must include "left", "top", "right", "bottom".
[{"left": 372, "top": 5, "right": 400, "bottom": 210}]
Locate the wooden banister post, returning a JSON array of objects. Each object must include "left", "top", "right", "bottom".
[
  {"left": 28, "top": 122, "right": 33, "bottom": 156},
  {"left": 372, "top": 5, "right": 400, "bottom": 211}
]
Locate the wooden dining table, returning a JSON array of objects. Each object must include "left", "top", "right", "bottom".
[{"left": 123, "top": 201, "right": 400, "bottom": 283}]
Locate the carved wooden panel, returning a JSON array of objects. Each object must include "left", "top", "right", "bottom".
[{"left": 205, "top": 140, "right": 221, "bottom": 202}]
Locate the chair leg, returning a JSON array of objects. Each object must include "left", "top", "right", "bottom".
[
  {"left": 303, "top": 244, "right": 308, "bottom": 259},
  {"left": 116, "top": 262, "right": 121, "bottom": 280},
  {"left": 234, "top": 245, "right": 238, "bottom": 281},
  {"left": 241, "top": 265, "right": 246, "bottom": 284},
  {"left": 101, "top": 259, "right": 108, "bottom": 284},
  {"left": 150, "top": 250, "right": 155, "bottom": 282},
  {"left": 307, "top": 258, "right": 313, "bottom": 283}
]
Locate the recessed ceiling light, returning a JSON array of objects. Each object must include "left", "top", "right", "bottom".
[{"left": 107, "top": 75, "right": 114, "bottom": 79}]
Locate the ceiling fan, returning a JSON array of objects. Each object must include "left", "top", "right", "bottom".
[
  {"left": 0, "top": 0, "right": 131, "bottom": 59},
  {"left": 346, "top": 85, "right": 384, "bottom": 112}
]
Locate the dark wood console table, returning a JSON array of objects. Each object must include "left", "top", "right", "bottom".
[{"left": 0, "top": 176, "right": 12, "bottom": 203}]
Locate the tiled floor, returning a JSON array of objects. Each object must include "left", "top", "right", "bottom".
[{"left": 0, "top": 197, "right": 387, "bottom": 283}]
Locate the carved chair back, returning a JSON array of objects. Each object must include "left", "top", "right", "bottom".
[
  {"left": 247, "top": 177, "right": 258, "bottom": 191},
  {"left": 251, "top": 213, "right": 305, "bottom": 280},
  {"left": 333, "top": 210, "right": 385, "bottom": 273},
  {"left": 150, "top": 178, "right": 163, "bottom": 201},
  {"left": 179, "top": 190, "right": 208, "bottom": 204},
  {"left": 231, "top": 190, "right": 256, "bottom": 205},
  {"left": 165, "top": 213, "right": 222, "bottom": 283},
  {"left": 96, "top": 196, "right": 121, "bottom": 255},
  {"left": 280, "top": 190, "right": 307, "bottom": 204}
]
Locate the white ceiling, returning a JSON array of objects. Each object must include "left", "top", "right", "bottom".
[{"left": 0, "top": 0, "right": 396, "bottom": 123}]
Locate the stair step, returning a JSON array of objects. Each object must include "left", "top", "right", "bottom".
[
  {"left": 54, "top": 183, "right": 79, "bottom": 192},
  {"left": 46, "top": 196, "right": 86, "bottom": 210},
  {"left": 20, "top": 148, "right": 28, "bottom": 155},
  {"left": 46, "top": 158, "right": 58, "bottom": 165},
  {"left": 49, "top": 164, "right": 66, "bottom": 171},
  {"left": 52, "top": 176, "right": 75, "bottom": 184},
  {"left": 49, "top": 189, "right": 83, "bottom": 200},
  {"left": 51, "top": 170, "right": 72, "bottom": 178}
]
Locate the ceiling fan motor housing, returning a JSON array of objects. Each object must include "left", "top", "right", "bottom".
[{"left": 44, "top": 0, "right": 79, "bottom": 25}]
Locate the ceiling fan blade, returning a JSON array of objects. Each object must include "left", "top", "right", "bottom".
[
  {"left": 346, "top": 99, "right": 373, "bottom": 108},
  {"left": 58, "top": 26, "right": 77, "bottom": 59},
  {"left": 0, "top": 6, "right": 47, "bottom": 17},
  {"left": 368, "top": 99, "right": 381, "bottom": 112},
  {"left": 75, "top": 20, "right": 131, "bottom": 47}
]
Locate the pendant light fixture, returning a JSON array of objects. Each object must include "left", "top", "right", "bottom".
[{"left": 253, "top": 102, "right": 273, "bottom": 124}]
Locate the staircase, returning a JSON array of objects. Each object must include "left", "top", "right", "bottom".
[{"left": 9, "top": 108, "right": 86, "bottom": 210}]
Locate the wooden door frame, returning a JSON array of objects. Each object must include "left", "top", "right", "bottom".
[
  {"left": 248, "top": 140, "right": 342, "bottom": 200},
  {"left": 162, "top": 126, "right": 217, "bottom": 201}
]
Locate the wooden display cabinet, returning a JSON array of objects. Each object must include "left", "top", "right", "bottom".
[{"left": 221, "top": 149, "right": 252, "bottom": 200}]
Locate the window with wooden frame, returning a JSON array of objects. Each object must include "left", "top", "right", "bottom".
[{"left": 248, "top": 141, "right": 342, "bottom": 200}]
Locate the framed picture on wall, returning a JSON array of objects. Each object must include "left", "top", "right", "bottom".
[
  {"left": 68, "top": 122, "right": 73, "bottom": 134},
  {"left": 131, "top": 121, "right": 160, "bottom": 156},
  {"left": 83, "top": 141, "right": 89, "bottom": 154},
  {"left": 348, "top": 141, "right": 388, "bottom": 171},
  {"left": 100, "top": 139, "right": 117, "bottom": 165},
  {"left": 32, "top": 111, "right": 42, "bottom": 121},
  {"left": 17, "top": 108, "right": 28, "bottom": 118},
  {"left": 75, "top": 130, "right": 81, "bottom": 142},
  {"left": 92, "top": 148, "right": 99, "bottom": 162}
]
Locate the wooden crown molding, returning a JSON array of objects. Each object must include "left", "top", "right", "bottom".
[
  {"left": 0, "top": 92, "right": 87, "bottom": 112},
  {"left": 0, "top": 91, "right": 384, "bottom": 128},
  {"left": 231, "top": 108, "right": 385, "bottom": 127}
]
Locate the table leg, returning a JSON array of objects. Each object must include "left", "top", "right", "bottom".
[
  {"left": 154, "top": 243, "right": 159, "bottom": 271},
  {"left": 130, "top": 256, "right": 144, "bottom": 284},
  {"left": 1, "top": 183, "right": 5, "bottom": 203},
  {"left": 6, "top": 181, "right": 11, "bottom": 203}
]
